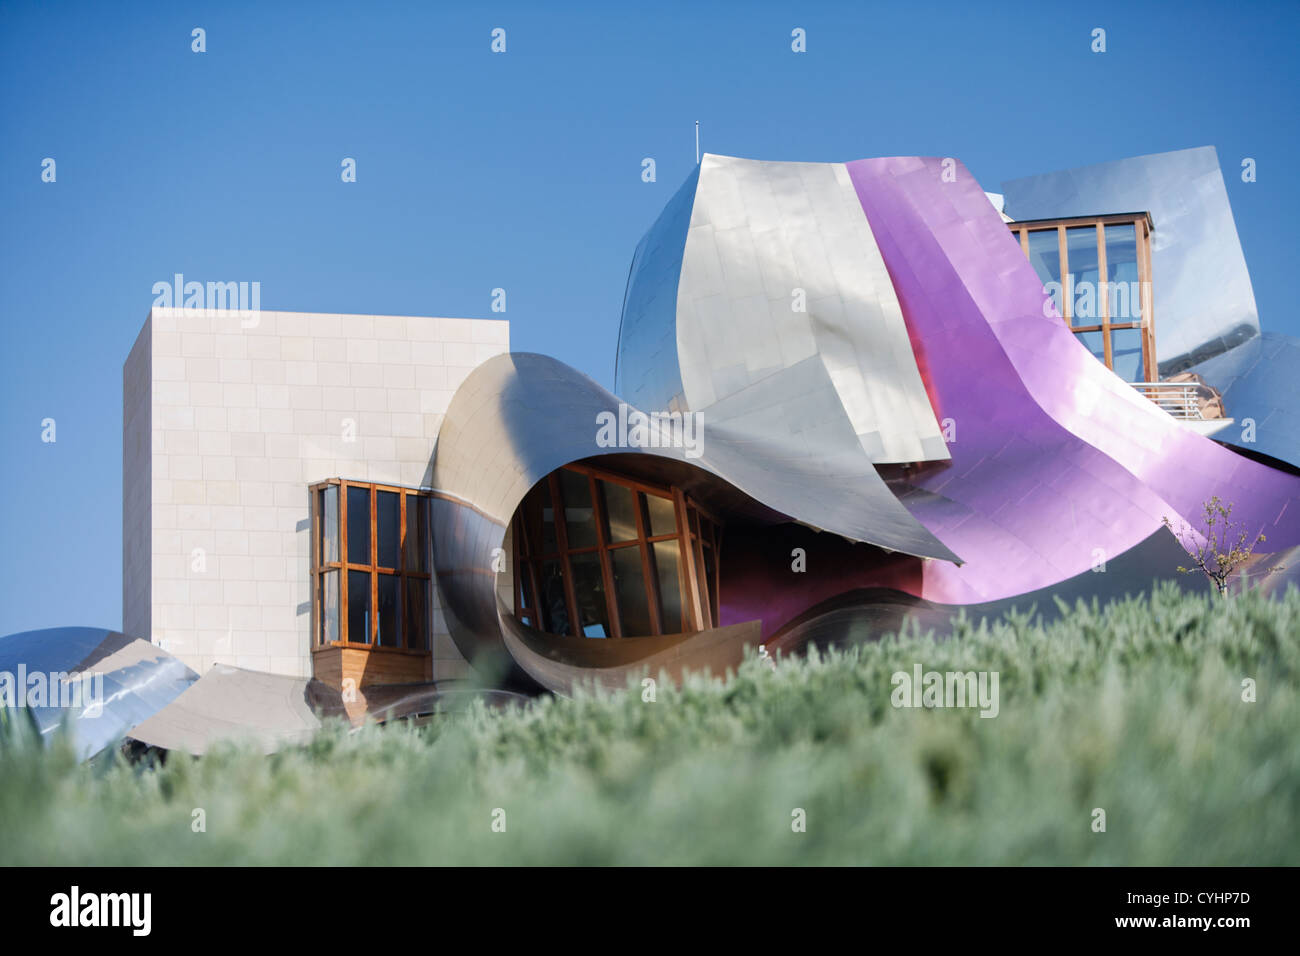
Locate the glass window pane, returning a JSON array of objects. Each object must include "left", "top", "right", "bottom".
[
  {"left": 322, "top": 486, "right": 339, "bottom": 563},
  {"left": 702, "top": 542, "right": 718, "bottom": 625},
  {"left": 347, "top": 569, "right": 371, "bottom": 643},
  {"left": 539, "top": 560, "right": 570, "bottom": 635},
  {"left": 1111, "top": 328, "right": 1144, "bottom": 383},
  {"left": 1066, "top": 227, "right": 1100, "bottom": 323},
  {"left": 404, "top": 496, "right": 429, "bottom": 572},
  {"left": 377, "top": 490, "right": 400, "bottom": 568},
  {"left": 1025, "top": 229, "right": 1063, "bottom": 318},
  {"left": 517, "top": 562, "right": 534, "bottom": 612},
  {"left": 1104, "top": 223, "right": 1141, "bottom": 322},
  {"left": 611, "top": 546, "right": 652, "bottom": 636},
  {"left": 376, "top": 574, "right": 401, "bottom": 647},
  {"left": 559, "top": 470, "right": 598, "bottom": 550},
  {"left": 600, "top": 480, "right": 639, "bottom": 543},
  {"left": 569, "top": 552, "right": 611, "bottom": 638},
  {"left": 322, "top": 569, "right": 339, "bottom": 644},
  {"left": 652, "top": 540, "right": 683, "bottom": 633},
  {"left": 645, "top": 493, "right": 677, "bottom": 537},
  {"left": 523, "top": 481, "right": 558, "bottom": 555},
  {"left": 347, "top": 486, "right": 370, "bottom": 564},
  {"left": 405, "top": 578, "right": 429, "bottom": 650}
]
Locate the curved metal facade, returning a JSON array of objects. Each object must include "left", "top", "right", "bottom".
[
  {"left": 1186, "top": 331, "right": 1300, "bottom": 469},
  {"left": 429, "top": 351, "right": 962, "bottom": 688},
  {"left": 674, "top": 154, "right": 949, "bottom": 464},
  {"left": 615, "top": 167, "right": 698, "bottom": 413},
  {"left": 0, "top": 627, "right": 196, "bottom": 760},
  {"left": 845, "top": 155, "right": 1300, "bottom": 605},
  {"left": 618, "top": 154, "right": 949, "bottom": 466},
  {"left": 608, "top": 153, "right": 1300, "bottom": 605},
  {"left": 435, "top": 149, "right": 1300, "bottom": 681}
]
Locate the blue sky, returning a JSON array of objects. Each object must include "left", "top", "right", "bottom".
[{"left": 2, "top": 0, "right": 1298, "bottom": 635}]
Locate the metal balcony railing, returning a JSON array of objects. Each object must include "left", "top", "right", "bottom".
[{"left": 1132, "top": 382, "right": 1207, "bottom": 420}]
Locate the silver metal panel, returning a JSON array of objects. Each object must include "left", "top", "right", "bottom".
[
  {"left": 127, "top": 664, "right": 321, "bottom": 756},
  {"left": 0, "top": 627, "right": 197, "bottom": 760},
  {"left": 1001, "top": 146, "right": 1259, "bottom": 374},
  {"left": 614, "top": 167, "right": 698, "bottom": 413},
  {"left": 1188, "top": 332, "right": 1300, "bottom": 468},
  {"left": 618, "top": 154, "right": 950, "bottom": 465},
  {"left": 429, "top": 352, "right": 960, "bottom": 688}
]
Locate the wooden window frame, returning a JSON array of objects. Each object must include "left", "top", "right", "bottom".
[
  {"left": 512, "top": 463, "right": 722, "bottom": 639},
  {"left": 1009, "top": 212, "right": 1157, "bottom": 382},
  {"left": 309, "top": 478, "right": 433, "bottom": 653}
]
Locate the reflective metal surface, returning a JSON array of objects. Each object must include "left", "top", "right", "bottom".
[
  {"left": 1186, "top": 332, "right": 1300, "bottom": 468},
  {"left": 1000, "top": 146, "right": 1259, "bottom": 374},
  {"left": 126, "top": 668, "right": 529, "bottom": 753},
  {"left": 618, "top": 154, "right": 948, "bottom": 465},
  {"left": 0, "top": 627, "right": 197, "bottom": 760},
  {"left": 438, "top": 151, "right": 1300, "bottom": 673},
  {"left": 679, "top": 155, "right": 949, "bottom": 463},
  {"left": 616, "top": 166, "right": 698, "bottom": 413},
  {"left": 429, "top": 351, "right": 961, "bottom": 689},
  {"left": 846, "top": 155, "right": 1300, "bottom": 605},
  {"left": 127, "top": 664, "right": 322, "bottom": 755}
]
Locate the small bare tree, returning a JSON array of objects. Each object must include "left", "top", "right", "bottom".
[{"left": 1162, "top": 496, "right": 1280, "bottom": 597}]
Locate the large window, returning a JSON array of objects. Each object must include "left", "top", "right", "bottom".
[
  {"left": 310, "top": 480, "right": 431, "bottom": 651},
  {"left": 1009, "top": 212, "right": 1156, "bottom": 383},
  {"left": 511, "top": 464, "right": 722, "bottom": 639}
]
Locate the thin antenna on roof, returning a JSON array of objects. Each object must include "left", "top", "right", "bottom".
[{"left": 695, "top": 121, "right": 700, "bottom": 165}]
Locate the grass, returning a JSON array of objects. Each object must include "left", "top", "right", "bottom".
[{"left": 2, "top": 582, "right": 1299, "bottom": 865}]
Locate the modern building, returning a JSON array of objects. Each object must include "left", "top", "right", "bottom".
[
  {"left": 6, "top": 144, "right": 1300, "bottom": 756},
  {"left": 123, "top": 309, "right": 509, "bottom": 684}
]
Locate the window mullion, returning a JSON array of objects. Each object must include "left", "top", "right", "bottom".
[{"left": 340, "top": 482, "right": 349, "bottom": 644}]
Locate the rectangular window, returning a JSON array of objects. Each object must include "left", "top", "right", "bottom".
[
  {"left": 310, "top": 480, "right": 433, "bottom": 651},
  {"left": 321, "top": 569, "right": 339, "bottom": 644},
  {"left": 405, "top": 496, "right": 429, "bottom": 573},
  {"left": 513, "top": 464, "right": 721, "bottom": 640},
  {"left": 377, "top": 490, "right": 400, "bottom": 569},
  {"left": 1009, "top": 212, "right": 1156, "bottom": 382},
  {"left": 347, "top": 569, "right": 371, "bottom": 645},
  {"left": 1025, "top": 229, "right": 1064, "bottom": 318},
  {"left": 610, "top": 545, "right": 650, "bottom": 636},
  {"left": 645, "top": 493, "right": 676, "bottom": 538},
  {"left": 652, "top": 539, "right": 684, "bottom": 634},
  {"left": 559, "top": 469, "right": 599, "bottom": 550},
  {"left": 405, "top": 578, "right": 430, "bottom": 651},
  {"left": 601, "top": 480, "right": 639, "bottom": 544},
  {"left": 569, "top": 551, "right": 611, "bottom": 638},
  {"left": 376, "top": 573, "right": 402, "bottom": 647},
  {"left": 322, "top": 485, "right": 339, "bottom": 563}
]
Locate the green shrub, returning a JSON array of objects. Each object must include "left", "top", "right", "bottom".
[{"left": 2, "top": 582, "right": 1297, "bottom": 865}]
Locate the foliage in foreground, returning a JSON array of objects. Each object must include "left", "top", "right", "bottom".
[{"left": 2, "top": 583, "right": 1298, "bottom": 865}]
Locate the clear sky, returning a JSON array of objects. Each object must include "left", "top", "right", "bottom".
[{"left": 2, "top": 0, "right": 1298, "bottom": 635}]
